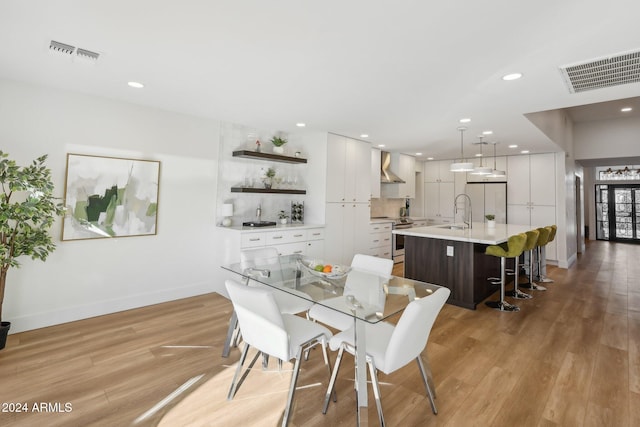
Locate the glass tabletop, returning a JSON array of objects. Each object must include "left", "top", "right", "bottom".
[{"left": 221, "top": 253, "right": 443, "bottom": 323}]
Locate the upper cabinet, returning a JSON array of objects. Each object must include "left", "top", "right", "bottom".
[
  {"left": 326, "top": 134, "right": 371, "bottom": 203},
  {"left": 381, "top": 153, "right": 416, "bottom": 198},
  {"left": 371, "top": 147, "right": 381, "bottom": 199},
  {"left": 423, "top": 160, "right": 455, "bottom": 183}
]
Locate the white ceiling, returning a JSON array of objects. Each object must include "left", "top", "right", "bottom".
[{"left": 1, "top": 0, "right": 640, "bottom": 162}]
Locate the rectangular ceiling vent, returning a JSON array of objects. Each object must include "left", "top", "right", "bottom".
[
  {"left": 49, "top": 40, "right": 75, "bottom": 55},
  {"left": 76, "top": 48, "right": 100, "bottom": 61},
  {"left": 560, "top": 49, "right": 640, "bottom": 93}
]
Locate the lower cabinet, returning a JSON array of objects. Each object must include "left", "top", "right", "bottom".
[
  {"left": 240, "top": 227, "right": 325, "bottom": 257},
  {"left": 367, "top": 222, "right": 393, "bottom": 259}
]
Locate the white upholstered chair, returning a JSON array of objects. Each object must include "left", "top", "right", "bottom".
[
  {"left": 225, "top": 279, "right": 333, "bottom": 427},
  {"left": 307, "top": 254, "right": 393, "bottom": 331},
  {"left": 322, "top": 286, "right": 451, "bottom": 426}
]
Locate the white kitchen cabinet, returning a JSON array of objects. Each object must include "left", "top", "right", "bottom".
[
  {"left": 371, "top": 148, "right": 381, "bottom": 199},
  {"left": 381, "top": 153, "right": 416, "bottom": 198},
  {"left": 423, "top": 160, "right": 455, "bottom": 183},
  {"left": 326, "top": 134, "right": 371, "bottom": 203},
  {"left": 506, "top": 153, "right": 557, "bottom": 260},
  {"left": 240, "top": 226, "right": 325, "bottom": 258},
  {"left": 367, "top": 221, "right": 393, "bottom": 259},
  {"left": 324, "top": 203, "right": 370, "bottom": 265},
  {"left": 424, "top": 181, "right": 455, "bottom": 225}
]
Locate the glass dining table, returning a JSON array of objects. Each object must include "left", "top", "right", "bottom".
[{"left": 221, "top": 254, "right": 443, "bottom": 426}]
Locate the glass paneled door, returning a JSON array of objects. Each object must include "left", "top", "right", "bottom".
[{"left": 596, "top": 184, "right": 640, "bottom": 243}]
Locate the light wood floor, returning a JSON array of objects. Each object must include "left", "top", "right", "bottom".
[{"left": 1, "top": 240, "right": 639, "bottom": 426}]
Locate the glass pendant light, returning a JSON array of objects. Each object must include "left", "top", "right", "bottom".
[
  {"left": 471, "top": 136, "right": 492, "bottom": 175},
  {"left": 450, "top": 126, "right": 474, "bottom": 172},
  {"left": 487, "top": 141, "right": 506, "bottom": 178}
]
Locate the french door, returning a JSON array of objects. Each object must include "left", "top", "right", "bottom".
[{"left": 596, "top": 184, "right": 640, "bottom": 242}]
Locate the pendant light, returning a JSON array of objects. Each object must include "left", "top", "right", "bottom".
[
  {"left": 471, "top": 136, "right": 492, "bottom": 175},
  {"left": 450, "top": 126, "right": 474, "bottom": 172},
  {"left": 487, "top": 141, "right": 506, "bottom": 178}
]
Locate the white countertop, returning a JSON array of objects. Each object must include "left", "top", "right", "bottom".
[
  {"left": 392, "top": 222, "right": 534, "bottom": 245},
  {"left": 219, "top": 223, "right": 324, "bottom": 233}
]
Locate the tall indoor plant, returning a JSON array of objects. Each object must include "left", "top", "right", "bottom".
[{"left": 0, "top": 151, "right": 64, "bottom": 349}]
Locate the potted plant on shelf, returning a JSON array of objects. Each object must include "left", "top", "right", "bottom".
[
  {"left": 270, "top": 136, "right": 288, "bottom": 154},
  {"left": 485, "top": 214, "right": 496, "bottom": 228},
  {"left": 263, "top": 167, "right": 276, "bottom": 189},
  {"left": 278, "top": 210, "right": 289, "bottom": 225},
  {"left": 0, "top": 151, "right": 65, "bottom": 349}
]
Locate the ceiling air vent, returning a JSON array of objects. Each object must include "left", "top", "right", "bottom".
[
  {"left": 76, "top": 48, "right": 100, "bottom": 61},
  {"left": 560, "top": 49, "right": 640, "bottom": 93},
  {"left": 49, "top": 40, "right": 75, "bottom": 55}
]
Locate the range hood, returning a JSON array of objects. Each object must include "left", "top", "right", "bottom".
[{"left": 380, "top": 151, "right": 405, "bottom": 184}]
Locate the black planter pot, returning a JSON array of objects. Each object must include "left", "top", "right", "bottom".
[{"left": 0, "top": 321, "right": 11, "bottom": 350}]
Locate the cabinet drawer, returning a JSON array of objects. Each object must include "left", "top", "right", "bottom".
[
  {"left": 368, "top": 233, "right": 391, "bottom": 248},
  {"left": 369, "top": 222, "right": 393, "bottom": 233},
  {"left": 368, "top": 247, "right": 392, "bottom": 259},
  {"left": 264, "top": 229, "right": 307, "bottom": 245},
  {"left": 307, "top": 228, "right": 325, "bottom": 241},
  {"left": 271, "top": 242, "right": 307, "bottom": 256},
  {"left": 241, "top": 232, "right": 267, "bottom": 248}
]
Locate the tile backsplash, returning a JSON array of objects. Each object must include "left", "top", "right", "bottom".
[{"left": 370, "top": 198, "right": 406, "bottom": 218}]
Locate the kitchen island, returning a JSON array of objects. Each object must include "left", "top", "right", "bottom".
[{"left": 393, "top": 222, "right": 533, "bottom": 309}]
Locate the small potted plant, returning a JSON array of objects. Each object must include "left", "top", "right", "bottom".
[
  {"left": 263, "top": 167, "right": 276, "bottom": 189},
  {"left": 485, "top": 214, "right": 496, "bottom": 228},
  {"left": 278, "top": 210, "right": 289, "bottom": 225},
  {"left": 270, "top": 136, "right": 287, "bottom": 154}
]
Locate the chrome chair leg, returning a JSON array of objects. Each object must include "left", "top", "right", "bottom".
[
  {"left": 222, "top": 311, "right": 238, "bottom": 358},
  {"left": 506, "top": 256, "right": 532, "bottom": 299},
  {"left": 323, "top": 346, "right": 345, "bottom": 413},
  {"left": 417, "top": 355, "right": 438, "bottom": 414},
  {"left": 486, "top": 257, "right": 519, "bottom": 312},
  {"left": 228, "top": 343, "right": 260, "bottom": 400},
  {"left": 282, "top": 347, "right": 303, "bottom": 427},
  {"left": 368, "top": 359, "right": 385, "bottom": 427},
  {"left": 533, "top": 246, "right": 548, "bottom": 290},
  {"left": 521, "top": 248, "right": 546, "bottom": 290}
]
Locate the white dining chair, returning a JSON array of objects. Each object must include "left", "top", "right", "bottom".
[
  {"left": 225, "top": 279, "right": 333, "bottom": 427},
  {"left": 322, "top": 286, "right": 451, "bottom": 426},
  {"left": 222, "top": 247, "right": 314, "bottom": 358},
  {"left": 308, "top": 254, "right": 393, "bottom": 331}
]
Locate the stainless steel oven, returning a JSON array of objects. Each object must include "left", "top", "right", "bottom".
[{"left": 392, "top": 220, "right": 413, "bottom": 264}]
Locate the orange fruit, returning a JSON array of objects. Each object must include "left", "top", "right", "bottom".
[{"left": 322, "top": 265, "right": 332, "bottom": 273}]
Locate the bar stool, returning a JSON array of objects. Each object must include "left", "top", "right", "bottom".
[
  {"left": 519, "top": 229, "right": 543, "bottom": 292},
  {"left": 537, "top": 225, "right": 556, "bottom": 283},
  {"left": 531, "top": 226, "right": 551, "bottom": 290},
  {"left": 507, "top": 229, "right": 539, "bottom": 299},
  {"left": 485, "top": 233, "right": 527, "bottom": 312}
]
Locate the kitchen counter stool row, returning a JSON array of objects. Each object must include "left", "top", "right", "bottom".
[{"left": 483, "top": 225, "right": 557, "bottom": 312}]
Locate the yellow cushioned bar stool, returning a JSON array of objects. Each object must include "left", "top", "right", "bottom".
[
  {"left": 485, "top": 233, "right": 527, "bottom": 312},
  {"left": 507, "top": 229, "right": 538, "bottom": 299},
  {"left": 537, "top": 225, "right": 556, "bottom": 284},
  {"left": 531, "top": 226, "right": 551, "bottom": 291}
]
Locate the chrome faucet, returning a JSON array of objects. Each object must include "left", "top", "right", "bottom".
[
  {"left": 454, "top": 193, "right": 472, "bottom": 229},
  {"left": 256, "top": 204, "right": 262, "bottom": 223}
]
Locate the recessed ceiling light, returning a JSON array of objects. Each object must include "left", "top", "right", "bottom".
[
  {"left": 377, "top": 144, "right": 385, "bottom": 148},
  {"left": 296, "top": 123, "right": 306, "bottom": 127},
  {"left": 459, "top": 118, "right": 471, "bottom": 123},
  {"left": 508, "top": 144, "right": 518, "bottom": 148},
  {"left": 621, "top": 107, "right": 633, "bottom": 112},
  {"left": 415, "top": 152, "right": 423, "bottom": 156},
  {"left": 482, "top": 130, "right": 493, "bottom": 135},
  {"left": 521, "top": 150, "right": 530, "bottom": 154},
  {"left": 502, "top": 73, "right": 522, "bottom": 81},
  {"left": 475, "top": 153, "right": 483, "bottom": 157},
  {"left": 127, "top": 81, "right": 144, "bottom": 88},
  {"left": 427, "top": 157, "right": 434, "bottom": 160},
  {"left": 360, "top": 134, "right": 369, "bottom": 138}
]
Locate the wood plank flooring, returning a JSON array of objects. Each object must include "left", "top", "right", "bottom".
[{"left": 0, "top": 240, "right": 638, "bottom": 426}]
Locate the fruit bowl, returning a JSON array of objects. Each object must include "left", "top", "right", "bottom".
[{"left": 298, "top": 258, "right": 351, "bottom": 279}]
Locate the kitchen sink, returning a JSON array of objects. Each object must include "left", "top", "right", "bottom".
[{"left": 439, "top": 224, "right": 468, "bottom": 230}]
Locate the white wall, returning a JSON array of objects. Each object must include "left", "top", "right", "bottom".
[
  {"left": 0, "top": 79, "right": 222, "bottom": 333},
  {"left": 574, "top": 117, "right": 640, "bottom": 160}
]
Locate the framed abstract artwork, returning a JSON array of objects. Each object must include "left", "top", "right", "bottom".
[{"left": 62, "top": 154, "right": 161, "bottom": 241}]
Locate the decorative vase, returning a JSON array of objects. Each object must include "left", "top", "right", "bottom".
[
  {"left": 273, "top": 146, "right": 285, "bottom": 154},
  {"left": 487, "top": 220, "right": 496, "bottom": 228},
  {"left": 280, "top": 218, "right": 288, "bottom": 225},
  {"left": 0, "top": 321, "right": 11, "bottom": 350}
]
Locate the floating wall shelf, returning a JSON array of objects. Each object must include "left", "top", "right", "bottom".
[
  {"left": 232, "top": 150, "right": 307, "bottom": 164},
  {"left": 231, "top": 187, "right": 306, "bottom": 195}
]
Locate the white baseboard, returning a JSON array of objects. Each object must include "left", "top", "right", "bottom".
[{"left": 8, "top": 281, "right": 217, "bottom": 334}]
